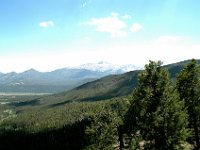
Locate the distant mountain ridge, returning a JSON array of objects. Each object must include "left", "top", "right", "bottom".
[
  {"left": 36, "top": 59, "right": 200, "bottom": 106},
  {"left": 1, "top": 60, "right": 198, "bottom": 94},
  {"left": 0, "top": 62, "right": 140, "bottom": 93},
  {"left": 70, "top": 61, "right": 142, "bottom": 73}
]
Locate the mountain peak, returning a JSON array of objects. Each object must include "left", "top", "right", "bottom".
[
  {"left": 68, "top": 61, "right": 140, "bottom": 73},
  {"left": 97, "top": 61, "right": 108, "bottom": 64},
  {"left": 21, "top": 68, "right": 41, "bottom": 75}
]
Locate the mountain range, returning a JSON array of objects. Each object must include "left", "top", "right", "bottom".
[
  {"left": 3, "top": 59, "right": 200, "bottom": 150},
  {"left": 12, "top": 59, "right": 198, "bottom": 108},
  {"left": 0, "top": 62, "right": 140, "bottom": 93},
  {"left": 72, "top": 61, "right": 141, "bottom": 72}
]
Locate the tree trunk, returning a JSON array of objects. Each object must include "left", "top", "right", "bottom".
[
  {"left": 117, "top": 126, "right": 124, "bottom": 150},
  {"left": 194, "top": 119, "right": 200, "bottom": 149}
]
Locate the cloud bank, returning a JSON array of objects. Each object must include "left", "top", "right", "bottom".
[
  {"left": 85, "top": 13, "right": 127, "bottom": 38},
  {"left": 130, "top": 23, "right": 143, "bottom": 32},
  {"left": 84, "top": 12, "right": 143, "bottom": 37}
]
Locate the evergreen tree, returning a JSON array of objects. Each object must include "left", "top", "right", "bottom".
[
  {"left": 125, "top": 61, "right": 188, "bottom": 150},
  {"left": 176, "top": 59, "right": 200, "bottom": 149},
  {"left": 84, "top": 109, "right": 119, "bottom": 150},
  {"left": 84, "top": 100, "right": 129, "bottom": 150}
]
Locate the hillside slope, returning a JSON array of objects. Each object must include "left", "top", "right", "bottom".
[
  {"left": 0, "top": 62, "right": 139, "bottom": 93},
  {"left": 37, "top": 59, "right": 200, "bottom": 107},
  {"left": 38, "top": 70, "right": 139, "bottom": 106}
]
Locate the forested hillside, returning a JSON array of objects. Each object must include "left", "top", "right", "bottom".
[
  {"left": 31, "top": 59, "right": 200, "bottom": 107},
  {"left": 0, "top": 59, "right": 200, "bottom": 150}
]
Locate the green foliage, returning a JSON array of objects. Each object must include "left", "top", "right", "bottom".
[
  {"left": 125, "top": 61, "right": 189, "bottom": 150},
  {"left": 38, "top": 70, "right": 139, "bottom": 106},
  {"left": 164, "top": 59, "right": 200, "bottom": 79},
  {"left": 1, "top": 59, "right": 200, "bottom": 149},
  {"left": 84, "top": 111, "right": 118, "bottom": 149},
  {"left": 0, "top": 119, "right": 89, "bottom": 150},
  {"left": 0, "top": 97, "right": 128, "bottom": 150},
  {"left": 84, "top": 99, "right": 129, "bottom": 150},
  {"left": 176, "top": 59, "right": 200, "bottom": 149}
]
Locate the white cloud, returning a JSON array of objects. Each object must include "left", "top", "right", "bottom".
[
  {"left": 192, "top": 44, "right": 200, "bottom": 50},
  {"left": 130, "top": 23, "right": 143, "bottom": 32},
  {"left": 1, "top": 39, "right": 200, "bottom": 73},
  {"left": 111, "top": 12, "right": 119, "bottom": 17},
  {"left": 85, "top": 13, "right": 127, "bottom": 38},
  {"left": 122, "top": 14, "right": 131, "bottom": 19},
  {"left": 39, "top": 21, "right": 54, "bottom": 27},
  {"left": 156, "top": 35, "right": 181, "bottom": 44}
]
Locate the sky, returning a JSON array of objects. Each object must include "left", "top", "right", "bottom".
[{"left": 0, "top": 0, "right": 200, "bottom": 73}]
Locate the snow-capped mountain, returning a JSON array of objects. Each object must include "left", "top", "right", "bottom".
[
  {"left": 78, "top": 61, "right": 118, "bottom": 72},
  {"left": 70, "top": 61, "right": 141, "bottom": 73},
  {"left": 0, "top": 62, "right": 141, "bottom": 93},
  {"left": 120, "top": 64, "right": 143, "bottom": 72}
]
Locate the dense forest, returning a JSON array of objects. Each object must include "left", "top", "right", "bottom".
[{"left": 0, "top": 59, "right": 200, "bottom": 150}]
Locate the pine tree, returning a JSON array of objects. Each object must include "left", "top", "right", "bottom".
[
  {"left": 176, "top": 59, "right": 200, "bottom": 149},
  {"left": 84, "top": 110, "right": 119, "bottom": 150},
  {"left": 125, "top": 61, "right": 188, "bottom": 150}
]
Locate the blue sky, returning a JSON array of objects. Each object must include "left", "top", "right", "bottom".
[{"left": 0, "top": 0, "right": 200, "bottom": 72}]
